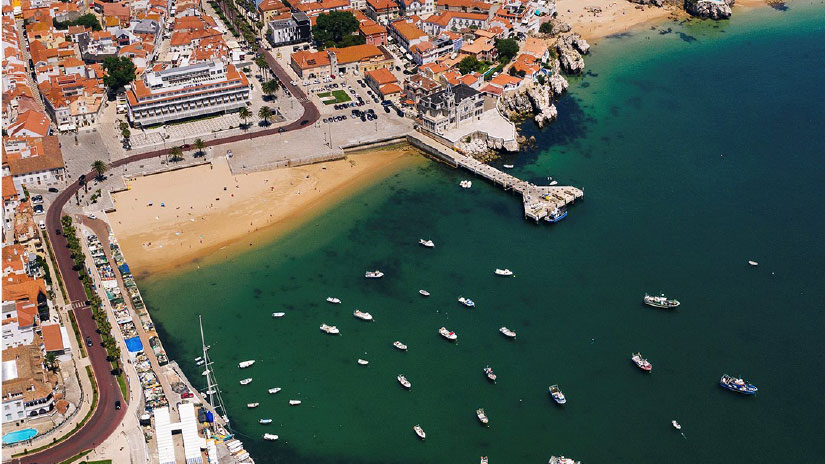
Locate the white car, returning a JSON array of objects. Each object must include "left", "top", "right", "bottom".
[
  {"left": 38, "top": 220, "right": 45, "bottom": 230},
  {"left": 87, "top": 214, "right": 97, "bottom": 220}
]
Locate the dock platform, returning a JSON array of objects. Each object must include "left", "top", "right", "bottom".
[{"left": 407, "top": 132, "right": 583, "bottom": 222}]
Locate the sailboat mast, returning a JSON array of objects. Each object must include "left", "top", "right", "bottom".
[{"left": 199, "top": 315, "right": 215, "bottom": 409}]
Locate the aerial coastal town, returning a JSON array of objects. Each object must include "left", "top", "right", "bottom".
[{"left": 0, "top": 0, "right": 748, "bottom": 460}]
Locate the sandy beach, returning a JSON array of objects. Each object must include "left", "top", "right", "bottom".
[
  {"left": 557, "top": 0, "right": 768, "bottom": 41},
  {"left": 108, "top": 145, "right": 422, "bottom": 278}
]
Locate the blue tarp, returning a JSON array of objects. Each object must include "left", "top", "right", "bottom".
[
  {"left": 119, "top": 264, "right": 131, "bottom": 275},
  {"left": 205, "top": 411, "right": 214, "bottom": 423},
  {"left": 125, "top": 336, "right": 143, "bottom": 353}
]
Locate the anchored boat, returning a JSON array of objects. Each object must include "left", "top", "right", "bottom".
[
  {"left": 419, "top": 289, "right": 430, "bottom": 296},
  {"left": 643, "top": 293, "right": 680, "bottom": 309},
  {"left": 397, "top": 374, "right": 411, "bottom": 389},
  {"left": 272, "top": 312, "right": 285, "bottom": 318},
  {"left": 476, "top": 408, "right": 489, "bottom": 425},
  {"left": 672, "top": 420, "right": 681, "bottom": 430},
  {"left": 549, "top": 385, "right": 566, "bottom": 405},
  {"left": 631, "top": 352, "right": 652, "bottom": 372},
  {"left": 720, "top": 374, "right": 758, "bottom": 394},
  {"left": 326, "top": 297, "right": 341, "bottom": 304},
  {"left": 458, "top": 297, "right": 475, "bottom": 308},
  {"left": 268, "top": 387, "right": 281, "bottom": 394},
  {"left": 494, "top": 268, "right": 513, "bottom": 276},
  {"left": 419, "top": 239, "right": 435, "bottom": 248},
  {"left": 413, "top": 425, "right": 426, "bottom": 439},
  {"left": 259, "top": 418, "right": 272, "bottom": 424},
  {"left": 357, "top": 359, "right": 369, "bottom": 365},
  {"left": 748, "top": 260, "right": 759, "bottom": 266},
  {"left": 289, "top": 400, "right": 302, "bottom": 405},
  {"left": 499, "top": 327, "right": 516, "bottom": 339},
  {"left": 545, "top": 206, "right": 567, "bottom": 223},
  {"left": 247, "top": 402, "right": 259, "bottom": 408},
  {"left": 240, "top": 378, "right": 252, "bottom": 385},
  {"left": 263, "top": 433, "right": 279, "bottom": 441},
  {"left": 484, "top": 366, "right": 497, "bottom": 383},
  {"left": 548, "top": 456, "right": 579, "bottom": 464},
  {"left": 439, "top": 327, "right": 457, "bottom": 341},
  {"left": 365, "top": 270, "right": 384, "bottom": 279},
  {"left": 393, "top": 341, "right": 408, "bottom": 351},
  {"left": 353, "top": 310, "right": 373, "bottom": 321},
  {"left": 238, "top": 360, "right": 255, "bottom": 369},
  {"left": 320, "top": 323, "right": 340, "bottom": 335}
]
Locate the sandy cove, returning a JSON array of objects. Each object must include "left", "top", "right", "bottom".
[
  {"left": 557, "top": 0, "right": 769, "bottom": 41},
  {"left": 108, "top": 146, "right": 422, "bottom": 278}
]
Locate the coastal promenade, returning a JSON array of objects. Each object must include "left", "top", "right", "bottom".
[
  {"left": 408, "top": 132, "right": 584, "bottom": 221},
  {"left": 31, "top": 59, "right": 320, "bottom": 464}
]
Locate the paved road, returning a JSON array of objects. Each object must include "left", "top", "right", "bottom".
[{"left": 24, "top": 59, "right": 318, "bottom": 464}]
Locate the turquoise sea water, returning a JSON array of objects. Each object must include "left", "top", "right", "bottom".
[{"left": 141, "top": 4, "right": 825, "bottom": 463}]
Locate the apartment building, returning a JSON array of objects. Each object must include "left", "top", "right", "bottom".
[{"left": 417, "top": 83, "right": 483, "bottom": 135}]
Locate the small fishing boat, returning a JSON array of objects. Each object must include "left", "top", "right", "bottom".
[
  {"left": 643, "top": 293, "right": 680, "bottom": 309},
  {"left": 494, "top": 268, "right": 513, "bottom": 276},
  {"left": 238, "top": 360, "right": 255, "bottom": 369},
  {"left": 268, "top": 387, "right": 281, "bottom": 394},
  {"left": 548, "top": 456, "right": 579, "bottom": 464},
  {"left": 458, "top": 297, "right": 475, "bottom": 308},
  {"left": 353, "top": 310, "right": 373, "bottom": 321},
  {"left": 357, "top": 359, "right": 369, "bottom": 365},
  {"left": 459, "top": 180, "right": 472, "bottom": 189},
  {"left": 247, "top": 402, "right": 259, "bottom": 408},
  {"left": 289, "top": 400, "right": 302, "bottom": 406},
  {"left": 393, "top": 341, "right": 408, "bottom": 351},
  {"left": 240, "top": 378, "right": 252, "bottom": 385},
  {"left": 263, "top": 433, "right": 279, "bottom": 441},
  {"left": 549, "top": 180, "right": 559, "bottom": 186},
  {"left": 546, "top": 206, "right": 567, "bottom": 223},
  {"left": 480, "top": 457, "right": 489, "bottom": 464},
  {"left": 476, "top": 408, "right": 489, "bottom": 425},
  {"left": 205, "top": 389, "right": 216, "bottom": 395},
  {"left": 549, "top": 384, "right": 566, "bottom": 405},
  {"left": 719, "top": 374, "right": 758, "bottom": 395},
  {"left": 499, "top": 327, "right": 516, "bottom": 339},
  {"left": 483, "top": 366, "right": 497, "bottom": 382},
  {"left": 503, "top": 164, "right": 514, "bottom": 169},
  {"left": 196, "top": 359, "right": 205, "bottom": 366},
  {"left": 365, "top": 270, "right": 384, "bottom": 279},
  {"left": 397, "top": 374, "right": 411, "bottom": 389},
  {"left": 272, "top": 312, "right": 285, "bottom": 318},
  {"left": 202, "top": 369, "right": 210, "bottom": 376},
  {"left": 413, "top": 425, "right": 426, "bottom": 439},
  {"left": 419, "top": 239, "right": 435, "bottom": 248},
  {"left": 672, "top": 420, "right": 681, "bottom": 430},
  {"left": 748, "top": 260, "right": 759, "bottom": 266},
  {"left": 631, "top": 352, "right": 652, "bottom": 372},
  {"left": 326, "top": 297, "right": 341, "bottom": 304},
  {"left": 320, "top": 323, "right": 340, "bottom": 335},
  {"left": 419, "top": 289, "right": 430, "bottom": 297},
  {"left": 194, "top": 356, "right": 203, "bottom": 363},
  {"left": 439, "top": 326, "right": 457, "bottom": 341},
  {"left": 259, "top": 418, "right": 272, "bottom": 424}
]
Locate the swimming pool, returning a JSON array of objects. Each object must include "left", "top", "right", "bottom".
[{"left": 2, "top": 428, "right": 37, "bottom": 444}]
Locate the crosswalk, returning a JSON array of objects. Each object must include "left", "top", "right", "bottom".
[{"left": 71, "top": 300, "right": 89, "bottom": 310}]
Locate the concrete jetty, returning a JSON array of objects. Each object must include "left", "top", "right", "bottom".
[{"left": 407, "top": 132, "right": 583, "bottom": 222}]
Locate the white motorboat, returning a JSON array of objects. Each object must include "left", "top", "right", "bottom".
[
  {"left": 357, "top": 359, "right": 369, "bottom": 365},
  {"left": 413, "top": 425, "right": 426, "bottom": 439},
  {"left": 748, "top": 260, "right": 759, "bottom": 266},
  {"left": 272, "top": 312, "right": 285, "bottom": 318},
  {"left": 240, "top": 378, "right": 252, "bottom": 385},
  {"left": 393, "top": 341, "right": 408, "bottom": 351},
  {"left": 419, "top": 239, "right": 435, "bottom": 248},
  {"left": 353, "top": 310, "right": 373, "bottom": 321},
  {"left": 247, "top": 402, "right": 259, "bottom": 408},
  {"left": 439, "top": 326, "right": 457, "bottom": 341},
  {"left": 476, "top": 408, "right": 489, "bottom": 425},
  {"left": 259, "top": 418, "right": 272, "bottom": 424},
  {"left": 320, "top": 323, "right": 340, "bottom": 335},
  {"left": 263, "top": 433, "right": 279, "bottom": 441},
  {"left": 196, "top": 359, "right": 205, "bottom": 366},
  {"left": 499, "top": 327, "right": 517, "bottom": 339},
  {"left": 419, "top": 289, "right": 430, "bottom": 297},
  {"left": 550, "top": 180, "right": 559, "bottom": 186},
  {"left": 238, "top": 360, "right": 255, "bottom": 369},
  {"left": 494, "top": 268, "right": 513, "bottom": 276},
  {"left": 365, "top": 270, "right": 384, "bottom": 279},
  {"left": 459, "top": 180, "right": 472, "bottom": 189},
  {"left": 484, "top": 366, "right": 496, "bottom": 382},
  {"left": 458, "top": 297, "right": 475, "bottom": 308},
  {"left": 503, "top": 164, "right": 514, "bottom": 169},
  {"left": 326, "top": 297, "right": 341, "bottom": 304},
  {"left": 672, "top": 420, "right": 682, "bottom": 430},
  {"left": 205, "top": 389, "right": 216, "bottom": 395},
  {"left": 268, "top": 387, "right": 281, "bottom": 394},
  {"left": 397, "top": 374, "right": 411, "bottom": 389},
  {"left": 289, "top": 400, "right": 302, "bottom": 406},
  {"left": 548, "top": 457, "right": 579, "bottom": 464},
  {"left": 202, "top": 369, "right": 210, "bottom": 376},
  {"left": 194, "top": 356, "right": 203, "bottom": 363},
  {"left": 481, "top": 457, "right": 489, "bottom": 464}
]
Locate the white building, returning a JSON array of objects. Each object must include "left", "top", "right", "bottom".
[
  {"left": 125, "top": 62, "right": 251, "bottom": 127},
  {"left": 154, "top": 403, "right": 203, "bottom": 464}
]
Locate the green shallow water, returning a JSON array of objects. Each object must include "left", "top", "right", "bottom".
[{"left": 141, "top": 4, "right": 825, "bottom": 463}]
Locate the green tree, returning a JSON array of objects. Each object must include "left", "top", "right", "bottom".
[
  {"left": 255, "top": 55, "right": 269, "bottom": 78},
  {"left": 75, "top": 13, "right": 102, "bottom": 31},
  {"left": 102, "top": 56, "right": 137, "bottom": 97},
  {"left": 539, "top": 21, "right": 553, "bottom": 35},
  {"left": 194, "top": 138, "right": 205, "bottom": 157},
  {"left": 258, "top": 106, "right": 273, "bottom": 125},
  {"left": 495, "top": 38, "right": 520, "bottom": 63},
  {"left": 44, "top": 352, "right": 58, "bottom": 372},
  {"left": 313, "top": 11, "right": 359, "bottom": 48},
  {"left": 458, "top": 56, "right": 483, "bottom": 75},
  {"left": 121, "top": 127, "right": 131, "bottom": 140},
  {"left": 169, "top": 146, "right": 184, "bottom": 162},
  {"left": 91, "top": 160, "right": 107, "bottom": 179},
  {"left": 261, "top": 80, "right": 278, "bottom": 100},
  {"left": 239, "top": 107, "right": 251, "bottom": 130}
]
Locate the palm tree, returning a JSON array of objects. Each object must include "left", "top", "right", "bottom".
[
  {"left": 239, "top": 107, "right": 250, "bottom": 130},
  {"left": 262, "top": 79, "right": 278, "bottom": 101},
  {"left": 91, "top": 160, "right": 107, "bottom": 180},
  {"left": 255, "top": 55, "right": 269, "bottom": 79},
  {"left": 44, "top": 352, "right": 58, "bottom": 372},
  {"left": 258, "top": 106, "right": 273, "bottom": 126},
  {"left": 194, "top": 138, "right": 205, "bottom": 157},
  {"left": 169, "top": 146, "right": 184, "bottom": 162}
]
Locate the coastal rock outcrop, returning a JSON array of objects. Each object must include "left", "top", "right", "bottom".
[
  {"left": 685, "top": 0, "right": 734, "bottom": 19},
  {"left": 498, "top": 77, "right": 569, "bottom": 128},
  {"left": 455, "top": 131, "right": 518, "bottom": 160},
  {"left": 555, "top": 34, "right": 588, "bottom": 74}
]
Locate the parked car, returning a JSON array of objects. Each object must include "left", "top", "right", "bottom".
[
  {"left": 31, "top": 194, "right": 43, "bottom": 203},
  {"left": 38, "top": 220, "right": 45, "bottom": 230},
  {"left": 86, "top": 336, "right": 93, "bottom": 347},
  {"left": 115, "top": 400, "right": 121, "bottom": 410},
  {"left": 33, "top": 205, "right": 44, "bottom": 214},
  {"left": 48, "top": 187, "right": 59, "bottom": 193},
  {"left": 181, "top": 391, "right": 194, "bottom": 399}
]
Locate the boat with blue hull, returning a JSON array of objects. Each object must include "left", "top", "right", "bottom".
[
  {"left": 545, "top": 207, "right": 567, "bottom": 223},
  {"left": 720, "top": 374, "right": 758, "bottom": 395}
]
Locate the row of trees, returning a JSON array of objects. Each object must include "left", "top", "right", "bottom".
[
  {"left": 53, "top": 13, "right": 102, "bottom": 32},
  {"left": 238, "top": 106, "right": 276, "bottom": 128},
  {"left": 313, "top": 11, "right": 365, "bottom": 49},
  {"left": 60, "top": 216, "right": 122, "bottom": 371}
]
